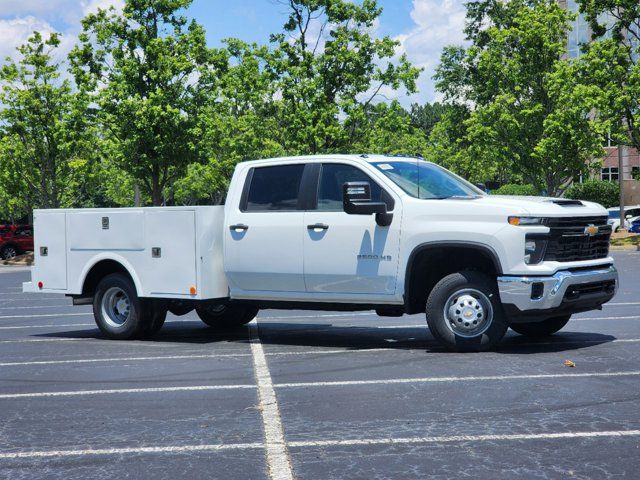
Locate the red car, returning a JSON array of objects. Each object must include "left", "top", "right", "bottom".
[{"left": 0, "top": 224, "right": 34, "bottom": 260}]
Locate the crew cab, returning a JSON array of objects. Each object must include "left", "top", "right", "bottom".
[{"left": 23, "top": 155, "right": 618, "bottom": 351}]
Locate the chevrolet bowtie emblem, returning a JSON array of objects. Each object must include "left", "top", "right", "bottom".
[{"left": 584, "top": 224, "right": 599, "bottom": 236}]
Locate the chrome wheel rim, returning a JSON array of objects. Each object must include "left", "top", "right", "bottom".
[
  {"left": 101, "top": 287, "right": 131, "bottom": 328},
  {"left": 443, "top": 288, "right": 493, "bottom": 338},
  {"left": 2, "top": 247, "right": 16, "bottom": 259}
]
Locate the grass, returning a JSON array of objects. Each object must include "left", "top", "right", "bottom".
[{"left": 610, "top": 233, "right": 640, "bottom": 248}]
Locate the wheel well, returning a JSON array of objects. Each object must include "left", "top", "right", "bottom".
[
  {"left": 404, "top": 245, "right": 501, "bottom": 315},
  {"left": 82, "top": 260, "right": 133, "bottom": 297}
]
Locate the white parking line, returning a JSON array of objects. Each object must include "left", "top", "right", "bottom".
[
  {"left": 0, "top": 323, "right": 94, "bottom": 330},
  {"left": 288, "top": 430, "right": 640, "bottom": 449},
  {"left": 275, "top": 370, "right": 640, "bottom": 389},
  {"left": 0, "top": 353, "right": 252, "bottom": 367},
  {"left": 0, "top": 304, "right": 75, "bottom": 311},
  {"left": 575, "top": 315, "right": 640, "bottom": 321},
  {"left": 0, "top": 312, "right": 91, "bottom": 320},
  {"left": 0, "top": 384, "right": 256, "bottom": 400},
  {"left": 1, "top": 429, "right": 638, "bottom": 460},
  {"left": 0, "top": 442, "right": 264, "bottom": 459},
  {"left": 249, "top": 321, "right": 294, "bottom": 480},
  {"left": 3, "top": 370, "right": 638, "bottom": 400}
]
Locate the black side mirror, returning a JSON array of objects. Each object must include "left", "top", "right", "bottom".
[{"left": 343, "top": 182, "right": 393, "bottom": 227}]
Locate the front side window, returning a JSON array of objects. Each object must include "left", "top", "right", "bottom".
[
  {"left": 244, "top": 164, "right": 305, "bottom": 211},
  {"left": 317, "top": 163, "right": 389, "bottom": 211},
  {"left": 372, "top": 161, "right": 483, "bottom": 199}
]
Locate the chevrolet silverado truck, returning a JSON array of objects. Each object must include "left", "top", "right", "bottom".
[{"left": 23, "top": 155, "right": 618, "bottom": 351}]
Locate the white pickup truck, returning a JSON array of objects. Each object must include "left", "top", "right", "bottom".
[{"left": 23, "top": 154, "right": 618, "bottom": 351}]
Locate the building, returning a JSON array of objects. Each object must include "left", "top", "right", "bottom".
[{"left": 560, "top": 0, "right": 640, "bottom": 194}]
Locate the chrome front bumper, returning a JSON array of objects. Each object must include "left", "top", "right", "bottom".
[{"left": 497, "top": 265, "right": 618, "bottom": 312}]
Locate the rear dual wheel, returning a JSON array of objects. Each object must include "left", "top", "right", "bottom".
[
  {"left": 93, "top": 273, "right": 166, "bottom": 340},
  {"left": 196, "top": 302, "right": 258, "bottom": 328}
]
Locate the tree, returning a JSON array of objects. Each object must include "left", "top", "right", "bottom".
[
  {"left": 0, "top": 32, "right": 95, "bottom": 217},
  {"left": 409, "top": 102, "right": 449, "bottom": 139},
  {"left": 70, "top": 0, "right": 218, "bottom": 205},
  {"left": 434, "top": 0, "right": 605, "bottom": 195},
  {"left": 354, "top": 101, "right": 428, "bottom": 156},
  {"left": 576, "top": 0, "right": 640, "bottom": 153},
  {"left": 264, "top": 0, "right": 421, "bottom": 155}
]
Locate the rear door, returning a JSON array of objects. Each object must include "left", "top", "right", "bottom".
[{"left": 224, "top": 163, "right": 307, "bottom": 294}]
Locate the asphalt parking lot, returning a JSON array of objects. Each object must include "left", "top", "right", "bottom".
[{"left": 0, "top": 252, "right": 638, "bottom": 479}]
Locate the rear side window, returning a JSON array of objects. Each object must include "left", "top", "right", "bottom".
[
  {"left": 317, "top": 163, "right": 391, "bottom": 211},
  {"left": 244, "top": 164, "right": 306, "bottom": 211}
]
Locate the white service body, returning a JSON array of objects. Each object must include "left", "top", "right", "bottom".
[{"left": 24, "top": 207, "right": 228, "bottom": 300}]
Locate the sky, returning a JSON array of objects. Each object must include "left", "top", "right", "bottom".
[{"left": 0, "top": 0, "right": 468, "bottom": 104}]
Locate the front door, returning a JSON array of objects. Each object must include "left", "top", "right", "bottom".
[
  {"left": 303, "top": 162, "right": 401, "bottom": 298},
  {"left": 224, "top": 163, "right": 307, "bottom": 296}
]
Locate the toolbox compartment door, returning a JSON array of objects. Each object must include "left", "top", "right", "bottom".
[
  {"left": 144, "top": 210, "right": 197, "bottom": 296},
  {"left": 33, "top": 211, "right": 67, "bottom": 290}
]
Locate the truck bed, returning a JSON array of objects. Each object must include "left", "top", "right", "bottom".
[{"left": 23, "top": 206, "right": 228, "bottom": 300}]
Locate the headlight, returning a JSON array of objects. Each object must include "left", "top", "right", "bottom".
[
  {"left": 508, "top": 216, "right": 547, "bottom": 226},
  {"left": 524, "top": 235, "right": 547, "bottom": 265}
]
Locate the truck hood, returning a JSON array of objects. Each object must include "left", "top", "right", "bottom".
[{"left": 472, "top": 195, "right": 608, "bottom": 217}]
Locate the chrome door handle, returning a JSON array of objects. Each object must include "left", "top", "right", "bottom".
[
  {"left": 307, "top": 223, "right": 329, "bottom": 231},
  {"left": 229, "top": 224, "right": 249, "bottom": 232}
]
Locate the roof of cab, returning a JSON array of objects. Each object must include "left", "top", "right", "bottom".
[{"left": 240, "top": 153, "right": 428, "bottom": 166}]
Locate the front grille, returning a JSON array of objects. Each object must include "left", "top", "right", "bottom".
[
  {"left": 543, "top": 216, "right": 611, "bottom": 262},
  {"left": 564, "top": 280, "right": 616, "bottom": 301}
]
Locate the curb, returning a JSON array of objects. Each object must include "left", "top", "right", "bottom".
[{"left": 609, "top": 245, "right": 640, "bottom": 251}]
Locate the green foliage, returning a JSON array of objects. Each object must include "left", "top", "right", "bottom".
[
  {"left": 262, "top": 0, "right": 422, "bottom": 154},
  {"left": 564, "top": 180, "right": 620, "bottom": 208},
  {"left": 0, "top": 32, "right": 96, "bottom": 216},
  {"left": 575, "top": 0, "right": 640, "bottom": 153},
  {"left": 70, "top": 0, "right": 217, "bottom": 205},
  {"left": 352, "top": 101, "right": 428, "bottom": 156},
  {"left": 490, "top": 184, "right": 539, "bottom": 196},
  {"left": 434, "top": 0, "right": 605, "bottom": 196},
  {"left": 409, "top": 102, "right": 449, "bottom": 138}
]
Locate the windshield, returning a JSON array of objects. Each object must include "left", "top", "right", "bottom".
[{"left": 372, "top": 161, "right": 484, "bottom": 199}]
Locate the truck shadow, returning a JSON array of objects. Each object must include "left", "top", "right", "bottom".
[{"left": 35, "top": 320, "right": 617, "bottom": 354}]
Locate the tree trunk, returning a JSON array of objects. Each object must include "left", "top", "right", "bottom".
[{"left": 151, "top": 165, "right": 162, "bottom": 206}]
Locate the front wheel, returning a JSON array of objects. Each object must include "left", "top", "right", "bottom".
[
  {"left": 510, "top": 315, "right": 571, "bottom": 337},
  {"left": 426, "top": 271, "right": 508, "bottom": 352},
  {"left": 196, "top": 302, "right": 258, "bottom": 328}
]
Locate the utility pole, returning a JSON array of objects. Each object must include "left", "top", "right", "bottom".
[{"left": 618, "top": 145, "right": 625, "bottom": 230}]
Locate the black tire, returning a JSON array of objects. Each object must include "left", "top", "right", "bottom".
[
  {"left": 167, "top": 301, "right": 194, "bottom": 316},
  {"left": 426, "top": 271, "right": 508, "bottom": 352},
  {"left": 139, "top": 300, "right": 167, "bottom": 338},
  {"left": 0, "top": 245, "right": 18, "bottom": 260},
  {"left": 510, "top": 315, "right": 571, "bottom": 337},
  {"left": 93, "top": 273, "right": 155, "bottom": 340},
  {"left": 196, "top": 302, "right": 258, "bottom": 328}
]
